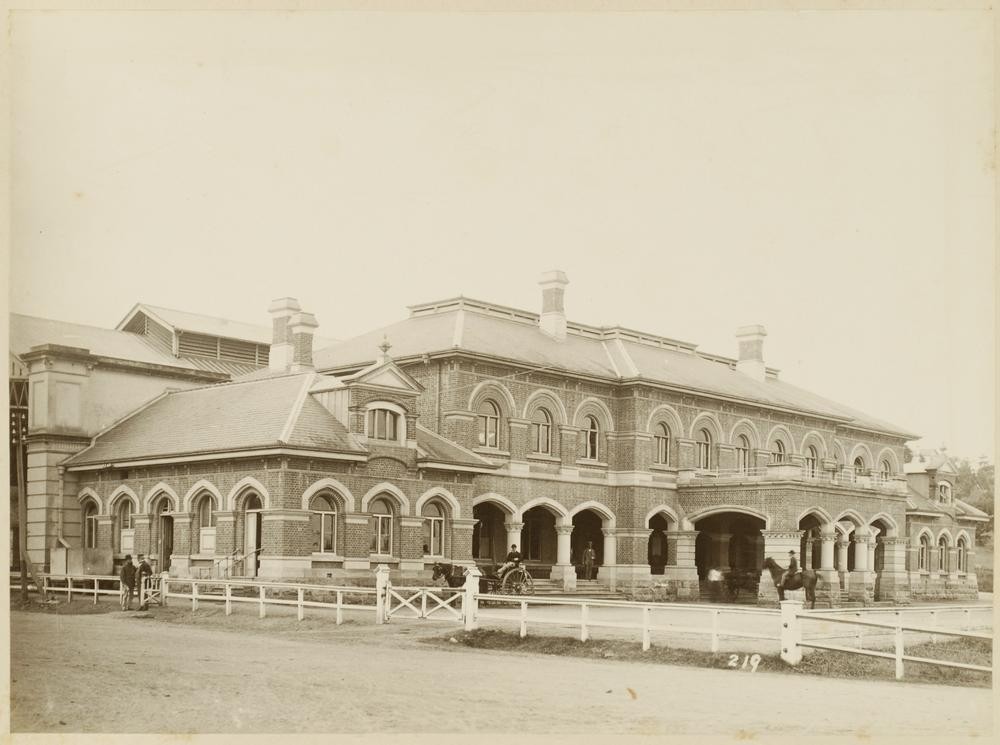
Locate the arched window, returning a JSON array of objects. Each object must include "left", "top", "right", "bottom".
[
  {"left": 477, "top": 401, "right": 500, "bottom": 449},
  {"left": 422, "top": 501, "right": 445, "bottom": 556},
  {"left": 115, "top": 499, "right": 134, "bottom": 553},
  {"left": 531, "top": 408, "right": 552, "bottom": 455},
  {"left": 938, "top": 482, "right": 952, "bottom": 502},
  {"left": 853, "top": 457, "right": 865, "bottom": 477},
  {"left": 771, "top": 440, "right": 786, "bottom": 464},
  {"left": 879, "top": 459, "right": 891, "bottom": 481},
  {"left": 370, "top": 497, "right": 394, "bottom": 555},
  {"left": 957, "top": 537, "right": 968, "bottom": 573},
  {"left": 367, "top": 408, "right": 400, "bottom": 442},
  {"left": 583, "top": 416, "right": 600, "bottom": 460},
  {"left": 937, "top": 536, "right": 949, "bottom": 572},
  {"left": 918, "top": 534, "right": 930, "bottom": 571},
  {"left": 310, "top": 493, "right": 338, "bottom": 554},
  {"left": 696, "top": 428, "right": 712, "bottom": 470},
  {"left": 82, "top": 500, "right": 99, "bottom": 549},
  {"left": 194, "top": 494, "right": 216, "bottom": 554},
  {"left": 805, "top": 446, "right": 819, "bottom": 478},
  {"left": 735, "top": 435, "right": 751, "bottom": 474},
  {"left": 654, "top": 423, "right": 671, "bottom": 465}
]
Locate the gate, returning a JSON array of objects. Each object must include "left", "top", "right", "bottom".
[{"left": 383, "top": 583, "right": 463, "bottom": 622}]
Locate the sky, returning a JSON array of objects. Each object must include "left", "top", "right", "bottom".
[{"left": 8, "top": 9, "right": 995, "bottom": 460}]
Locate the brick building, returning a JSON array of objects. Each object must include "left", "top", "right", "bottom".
[{"left": 14, "top": 276, "right": 985, "bottom": 604}]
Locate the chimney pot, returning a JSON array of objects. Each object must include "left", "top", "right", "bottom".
[
  {"left": 268, "top": 297, "right": 302, "bottom": 371},
  {"left": 539, "top": 270, "right": 569, "bottom": 340},
  {"left": 735, "top": 325, "right": 767, "bottom": 381}
]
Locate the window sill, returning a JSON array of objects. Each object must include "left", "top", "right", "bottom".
[
  {"left": 474, "top": 447, "right": 510, "bottom": 458},
  {"left": 649, "top": 464, "right": 677, "bottom": 473},
  {"left": 526, "top": 453, "right": 561, "bottom": 464},
  {"left": 311, "top": 553, "right": 345, "bottom": 561},
  {"left": 576, "top": 459, "right": 608, "bottom": 468},
  {"left": 369, "top": 554, "right": 398, "bottom": 562}
]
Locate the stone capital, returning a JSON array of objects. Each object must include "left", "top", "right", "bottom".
[
  {"left": 556, "top": 525, "right": 574, "bottom": 536},
  {"left": 819, "top": 534, "right": 838, "bottom": 543},
  {"left": 762, "top": 530, "right": 803, "bottom": 540},
  {"left": 504, "top": 522, "right": 524, "bottom": 532}
]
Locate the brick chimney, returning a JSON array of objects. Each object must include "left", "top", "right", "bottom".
[
  {"left": 735, "top": 325, "right": 767, "bottom": 381},
  {"left": 268, "top": 297, "right": 301, "bottom": 371},
  {"left": 288, "top": 312, "right": 319, "bottom": 372},
  {"left": 539, "top": 270, "right": 569, "bottom": 341}
]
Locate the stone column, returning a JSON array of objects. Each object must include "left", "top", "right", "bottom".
[
  {"left": 815, "top": 528, "right": 840, "bottom": 607},
  {"left": 170, "top": 513, "right": 194, "bottom": 577},
  {"left": 836, "top": 537, "right": 850, "bottom": 591},
  {"left": 549, "top": 525, "right": 577, "bottom": 590},
  {"left": 504, "top": 521, "right": 524, "bottom": 554},
  {"left": 756, "top": 530, "right": 803, "bottom": 601},
  {"left": 596, "top": 528, "right": 618, "bottom": 589},
  {"left": 877, "top": 537, "right": 910, "bottom": 603},
  {"left": 803, "top": 537, "right": 815, "bottom": 570},
  {"left": 714, "top": 532, "right": 732, "bottom": 572},
  {"left": 664, "top": 530, "right": 699, "bottom": 599},
  {"left": 849, "top": 531, "right": 873, "bottom": 604}
]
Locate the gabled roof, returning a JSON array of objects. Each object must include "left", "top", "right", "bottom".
[
  {"left": 905, "top": 487, "right": 947, "bottom": 516},
  {"left": 904, "top": 450, "right": 957, "bottom": 475},
  {"left": 312, "top": 299, "right": 915, "bottom": 438},
  {"left": 118, "top": 303, "right": 339, "bottom": 348},
  {"left": 63, "top": 373, "right": 365, "bottom": 468},
  {"left": 340, "top": 357, "right": 424, "bottom": 393},
  {"left": 117, "top": 303, "right": 275, "bottom": 345},
  {"left": 955, "top": 499, "right": 990, "bottom": 521},
  {"left": 10, "top": 313, "right": 198, "bottom": 370}
]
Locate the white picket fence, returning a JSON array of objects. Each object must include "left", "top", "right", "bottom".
[{"left": 16, "top": 567, "right": 994, "bottom": 681}]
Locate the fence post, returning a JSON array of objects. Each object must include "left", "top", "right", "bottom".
[
  {"left": 894, "top": 624, "right": 905, "bottom": 680},
  {"left": 520, "top": 600, "right": 528, "bottom": 638},
  {"left": 297, "top": 588, "right": 305, "bottom": 622},
  {"left": 160, "top": 572, "right": 169, "bottom": 607},
  {"left": 779, "top": 600, "right": 803, "bottom": 665},
  {"left": 225, "top": 584, "right": 232, "bottom": 616},
  {"left": 580, "top": 603, "right": 589, "bottom": 642},
  {"left": 641, "top": 606, "right": 651, "bottom": 651},
  {"left": 462, "top": 566, "right": 482, "bottom": 632},
  {"left": 421, "top": 590, "right": 428, "bottom": 619},
  {"left": 67, "top": 577, "right": 73, "bottom": 603},
  {"left": 336, "top": 590, "right": 343, "bottom": 625},
  {"left": 258, "top": 585, "right": 266, "bottom": 619},
  {"left": 929, "top": 610, "right": 938, "bottom": 644},
  {"left": 710, "top": 609, "right": 720, "bottom": 653},
  {"left": 375, "top": 564, "right": 390, "bottom": 625},
  {"left": 93, "top": 578, "right": 99, "bottom": 605},
  {"left": 192, "top": 582, "right": 199, "bottom": 612}
]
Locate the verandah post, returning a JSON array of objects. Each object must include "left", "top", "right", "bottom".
[
  {"left": 463, "top": 566, "right": 482, "bottom": 632},
  {"left": 374, "top": 564, "right": 390, "bottom": 625},
  {"left": 779, "top": 599, "right": 803, "bottom": 665}
]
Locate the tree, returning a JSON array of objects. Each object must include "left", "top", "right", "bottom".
[{"left": 954, "top": 458, "right": 994, "bottom": 546}]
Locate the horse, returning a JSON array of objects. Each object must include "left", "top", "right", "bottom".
[
  {"left": 722, "top": 568, "right": 759, "bottom": 602},
  {"left": 431, "top": 562, "right": 493, "bottom": 593},
  {"left": 762, "top": 557, "right": 817, "bottom": 609}
]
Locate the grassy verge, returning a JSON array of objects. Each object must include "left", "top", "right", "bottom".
[{"left": 429, "top": 629, "right": 991, "bottom": 688}]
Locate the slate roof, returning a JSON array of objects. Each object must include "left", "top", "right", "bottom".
[
  {"left": 905, "top": 488, "right": 947, "bottom": 515},
  {"left": 955, "top": 499, "right": 990, "bottom": 520},
  {"left": 10, "top": 313, "right": 198, "bottom": 370},
  {"left": 63, "top": 373, "right": 365, "bottom": 467},
  {"left": 312, "top": 299, "right": 915, "bottom": 438},
  {"left": 903, "top": 451, "right": 956, "bottom": 474},
  {"left": 416, "top": 424, "right": 496, "bottom": 470}
]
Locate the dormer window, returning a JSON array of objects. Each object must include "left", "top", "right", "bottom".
[
  {"left": 366, "top": 404, "right": 403, "bottom": 443},
  {"left": 938, "top": 482, "right": 952, "bottom": 502}
]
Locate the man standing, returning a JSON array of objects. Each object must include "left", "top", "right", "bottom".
[
  {"left": 136, "top": 554, "right": 153, "bottom": 610},
  {"left": 119, "top": 555, "right": 136, "bottom": 611},
  {"left": 582, "top": 541, "right": 597, "bottom": 581}
]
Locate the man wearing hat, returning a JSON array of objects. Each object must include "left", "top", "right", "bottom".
[{"left": 781, "top": 550, "right": 799, "bottom": 592}]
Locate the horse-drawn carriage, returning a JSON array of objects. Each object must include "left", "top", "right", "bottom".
[{"left": 431, "top": 560, "right": 534, "bottom": 595}]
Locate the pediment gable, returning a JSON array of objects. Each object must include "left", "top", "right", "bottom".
[{"left": 345, "top": 359, "right": 424, "bottom": 394}]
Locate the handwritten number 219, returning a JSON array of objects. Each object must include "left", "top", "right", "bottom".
[{"left": 727, "top": 654, "right": 761, "bottom": 672}]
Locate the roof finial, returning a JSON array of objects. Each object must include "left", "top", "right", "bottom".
[{"left": 378, "top": 335, "right": 392, "bottom": 363}]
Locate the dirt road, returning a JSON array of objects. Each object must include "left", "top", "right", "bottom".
[{"left": 10, "top": 610, "right": 992, "bottom": 735}]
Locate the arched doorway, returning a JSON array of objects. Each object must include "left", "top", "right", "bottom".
[
  {"left": 648, "top": 513, "right": 671, "bottom": 575},
  {"left": 243, "top": 493, "right": 263, "bottom": 577},
  {"left": 520, "top": 506, "right": 557, "bottom": 575},
  {"left": 571, "top": 509, "right": 604, "bottom": 580},
  {"left": 472, "top": 501, "right": 508, "bottom": 565},
  {"left": 692, "top": 511, "right": 765, "bottom": 581},
  {"left": 149, "top": 496, "right": 174, "bottom": 573}
]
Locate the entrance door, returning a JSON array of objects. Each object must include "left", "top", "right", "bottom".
[
  {"left": 159, "top": 515, "right": 173, "bottom": 572},
  {"left": 245, "top": 511, "right": 261, "bottom": 577}
]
